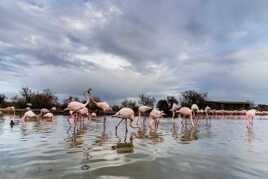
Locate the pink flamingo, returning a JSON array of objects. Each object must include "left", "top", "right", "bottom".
[
  {"left": 205, "top": 106, "right": 211, "bottom": 117},
  {"left": 43, "top": 112, "right": 54, "bottom": 121},
  {"left": 245, "top": 109, "right": 256, "bottom": 129},
  {"left": 79, "top": 107, "right": 91, "bottom": 120},
  {"left": 90, "top": 96, "right": 112, "bottom": 119},
  {"left": 176, "top": 107, "right": 195, "bottom": 128},
  {"left": 65, "top": 89, "right": 91, "bottom": 129},
  {"left": 91, "top": 112, "right": 97, "bottom": 120},
  {"left": 148, "top": 109, "right": 165, "bottom": 130},
  {"left": 191, "top": 104, "right": 199, "bottom": 121},
  {"left": 136, "top": 105, "right": 152, "bottom": 125},
  {"left": 22, "top": 107, "right": 37, "bottom": 121},
  {"left": 77, "top": 107, "right": 91, "bottom": 128},
  {"left": 2, "top": 106, "right": 16, "bottom": 126},
  {"left": 39, "top": 107, "right": 56, "bottom": 119},
  {"left": 170, "top": 103, "right": 181, "bottom": 120},
  {"left": 2, "top": 106, "right": 15, "bottom": 116},
  {"left": 39, "top": 108, "right": 49, "bottom": 117},
  {"left": 113, "top": 107, "right": 140, "bottom": 133}
]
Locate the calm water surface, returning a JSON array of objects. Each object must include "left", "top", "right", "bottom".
[{"left": 0, "top": 115, "right": 268, "bottom": 179}]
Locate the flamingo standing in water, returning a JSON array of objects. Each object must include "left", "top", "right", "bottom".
[
  {"left": 2, "top": 106, "right": 16, "bottom": 115},
  {"left": 65, "top": 89, "right": 91, "bottom": 129},
  {"left": 39, "top": 107, "right": 56, "bottom": 120},
  {"left": 22, "top": 107, "right": 37, "bottom": 121},
  {"left": 43, "top": 112, "right": 54, "bottom": 121},
  {"left": 245, "top": 109, "right": 256, "bottom": 129},
  {"left": 136, "top": 105, "right": 152, "bottom": 126},
  {"left": 91, "top": 112, "right": 97, "bottom": 120},
  {"left": 176, "top": 107, "right": 195, "bottom": 128},
  {"left": 191, "top": 104, "right": 199, "bottom": 118},
  {"left": 170, "top": 103, "right": 181, "bottom": 120},
  {"left": 205, "top": 106, "right": 211, "bottom": 126},
  {"left": 2, "top": 106, "right": 16, "bottom": 126},
  {"left": 148, "top": 109, "right": 165, "bottom": 130},
  {"left": 205, "top": 106, "right": 211, "bottom": 117},
  {"left": 90, "top": 95, "right": 112, "bottom": 125},
  {"left": 113, "top": 107, "right": 140, "bottom": 134},
  {"left": 90, "top": 96, "right": 112, "bottom": 113},
  {"left": 39, "top": 108, "right": 49, "bottom": 117},
  {"left": 79, "top": 107, "right": 91, "bottom": 120}
]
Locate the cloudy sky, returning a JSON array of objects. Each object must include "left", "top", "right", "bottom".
[{"left": 1, "top": 0, "right": 268, "bottom": 104}]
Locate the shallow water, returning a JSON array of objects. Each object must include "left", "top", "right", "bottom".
[{"left": 0, "top": 115, "right": 268, "bottom": 179}]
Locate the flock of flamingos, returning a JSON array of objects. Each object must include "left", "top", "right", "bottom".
[{"left": 0, "top": 89, "right": 264, "bottom": 131}]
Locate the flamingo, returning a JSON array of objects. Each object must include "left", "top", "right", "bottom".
[
  {"left": 76, "top": 107, "right": 91, "bottom": 128},
  {"left": 39, "top": 108, "right": 50, "bottom": 117},
  {"left": 90, "top": 95, "right": 112, "bottom": 126},
  {"left": 191, "top": 104, "right": 199, "bottom": 118},
  {"left": 65, "top": 89, "right": 91, "bottom": 129},
  {"left": 43, "top": 112, "right": 54, "bottom": 121},
  {"left": 113, "top": 107, "right": 140, "bottom": 134},
  {"left": 148, "top": 109, "right": 165, "bottom": 130},
  {"left": 2, "top": 106, "right": 16, "bottom": 125},
  {"left": 245, "top": 109, "right": 256, "bottom": 129},
  {"left": 2, "top": 106, "right": 16, "bottom": 115},
  {"left": 170, "top": 103, "right": 181, "bottom": 120},
  {"left": 205, "top": 106, "right": 211, "bottom": 116},
  {"left": 204, "top": 106, "right": 211, "bottom": 127},
  {"left": 136, "top": 105, "right": 152, "bottom": 126},
  {"left": 91, "top": 112, "right": 97, "bottom": 120},
  {"left": 176, "top": 107, "right": 195, "bottom": 128},
  {"left": 79, "top": 107, "right": 91, "bottom": 120},
  {"left": 90, "top": 96, "right": 112, "bottom": 113},
  {"left": 39, "top": 107, "right": 56, "bottom": 120},
  {"left": 22, "top": 107, "right": 37, "bottom": 121}
]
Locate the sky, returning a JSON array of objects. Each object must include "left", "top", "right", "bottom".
[{"left": 1, "top": 0, "right": 268, "bottom": 104}]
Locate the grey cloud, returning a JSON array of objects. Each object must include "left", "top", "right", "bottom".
[{"left": 1, "top": 0, "right": 268, "bottom": 103}]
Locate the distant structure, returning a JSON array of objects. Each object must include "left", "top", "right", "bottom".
[
  {"left": 205, "top": 100, "right": 252, "bottom": 110},
  {"left": 256, "top": 104, "right": 268, "bottom": 111}
]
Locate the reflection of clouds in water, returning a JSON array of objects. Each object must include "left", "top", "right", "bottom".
[
  {"left": 1, "top": 116, "right": 268, "bottom": 179},
  {"left": 99, "top": 176, "right": 131, "bottom": 179}
]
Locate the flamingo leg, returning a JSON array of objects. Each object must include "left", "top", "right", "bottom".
[
  {"left": 143, "top": 116, "right": 146, "bottom": 129},
  {"left": 115, "top": 119, "right": 124, "bottom": 130},
  {"left": 124, "top": 121, "right": 128, "bottom": 143},
  {"left": 172, "top": 111, "right": 176, "bottom": 121},
  {"left": 190, "top": 115, "right": 195, "bottom": 128},
  {"left": 125, "top": 119, "right": 128, "bottom": 133},
  {"left": 136, "top": 112, "right": 141, "bottom": 125},
  {"left": 102, "top": 117, "right": 106, "bottom": 136}
]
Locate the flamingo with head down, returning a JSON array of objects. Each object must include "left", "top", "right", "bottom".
[
  {"left": 113, "top": 107, "right": 140, "bottom": 134},
  {"left": 65, "top": 89, "right": 91, "bottom": 129},
  {"left": 2, "top": 106, "right": 16, "bottom": 126},
  {"left": 148, "top": 109, "right": 165, "bottom": 130},
  {"left": 176, "top": 107, "right": 195, "bottom": 128},
  {"left": 245, "top": 109, "right": 256, "bottom": 129},
  {"left": 191, "top": 104, "right": 199, "bottom": 117},
  {"left": 22, "top": 107, "right": 37, "bottom": 121},
  {"left": 205, "top": 106, "right": 211, "bottom": 116},
  {"left": 2, "top": 106, "right": 15, "bottom": 115},
  {"left": 170, "top": 103, "right": 181, "bottom": 120},
  {"left": 40, "top": 107, "right": 56, "bottom": 121},
  {"left": 136, "top": 105, "right": 152, "bottom": 126}
]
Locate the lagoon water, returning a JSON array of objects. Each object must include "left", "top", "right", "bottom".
[{"left": 0, "top": 115, "right": 268, "bottom": 179}]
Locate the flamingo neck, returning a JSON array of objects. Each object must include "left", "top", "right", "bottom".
[
  {"left": 90, "top": 95, "right": 97, "bottom": 104},
  {"left": 83, "top": 92, "right": 90, "bottom": 107}
]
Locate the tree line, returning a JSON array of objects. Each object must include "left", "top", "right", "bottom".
[{"left": 0, "top": 88, "right": 210, "bottom": 117}]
